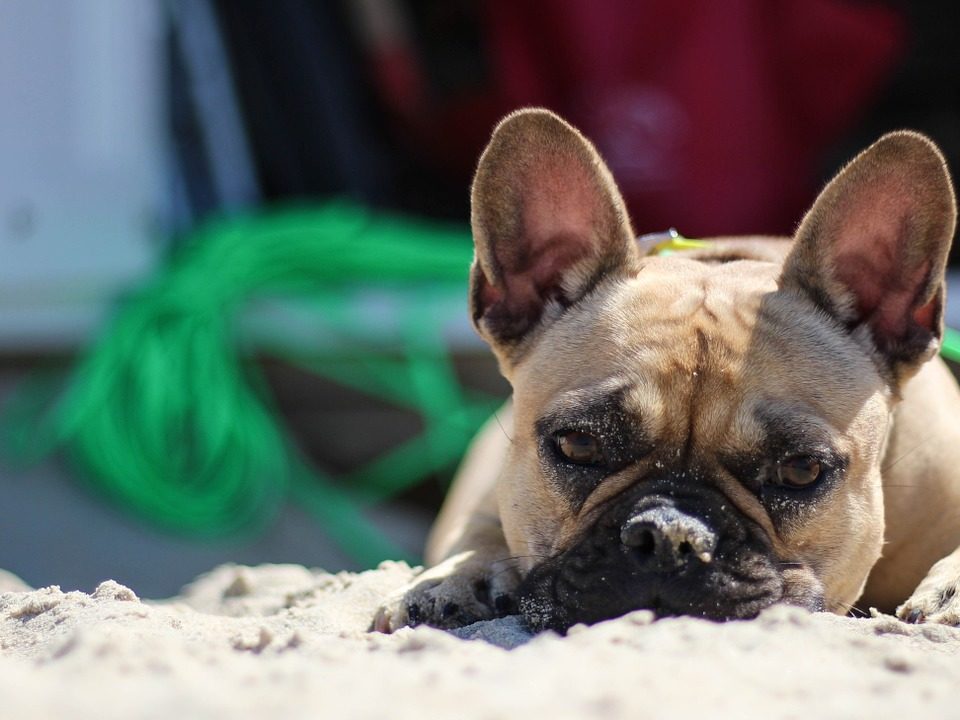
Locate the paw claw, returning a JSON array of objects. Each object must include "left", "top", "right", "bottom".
[
  {"left": 371, "top": 606, "right": 394, "bottom": 633},
  {"left": 406, "top": 603, "right": 422, "bottom": 626},
  {"left": 494, "top": 594, "right": 516, "bottom": 616},
  {"left": 897, "top": 556, "right": 960, "bottom": 627},
  {"left": 441, "top": 602, "right": 460, "bottom": 620}
]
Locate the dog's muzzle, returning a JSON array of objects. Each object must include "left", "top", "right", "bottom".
[{"left": 517, "top": 478, "right": 814, "bottom": 632}]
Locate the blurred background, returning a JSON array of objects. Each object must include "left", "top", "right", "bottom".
[{"left": 1, "top": 0, "right": 959, "bottom": 597}]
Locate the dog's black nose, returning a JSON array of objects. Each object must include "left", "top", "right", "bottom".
[{"left": 620, "top": 505, "right": 717, "bottom": 571}]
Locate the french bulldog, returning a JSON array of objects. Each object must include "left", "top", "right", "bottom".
[{"left": 374, "top": 108, "right": 960, "bottom": 633}]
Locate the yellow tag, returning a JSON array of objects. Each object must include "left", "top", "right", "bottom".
[{"left": 652, "top": 236, "right": 710, "bottom": 256}]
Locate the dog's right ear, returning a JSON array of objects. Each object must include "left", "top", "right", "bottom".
[{"left": 470, "top": 109, "right": 638, "bottom": 371}]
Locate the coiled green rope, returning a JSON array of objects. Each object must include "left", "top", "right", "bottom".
[{"left": 1, "top": 201, "right": 501, "bottom": 566}]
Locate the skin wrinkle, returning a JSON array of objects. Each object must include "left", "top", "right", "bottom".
[
  {"left": 677, "top": 290, "right": 796, "bottom": 559},
  {"left": 681, "top": 329, "right": 710, "bottom": 463},
  {"left": 674, "top": 283, "right": 809, "bottom": 557}
]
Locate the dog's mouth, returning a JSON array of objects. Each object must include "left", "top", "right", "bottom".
[{"left": 516, "top": 484, "right": 823, "bottom": 633}]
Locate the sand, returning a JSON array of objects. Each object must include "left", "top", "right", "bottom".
[{"left": 2, "top": 562, "right": 960, "bottom": 720}]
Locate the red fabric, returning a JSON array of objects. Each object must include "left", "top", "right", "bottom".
[{"left": 479, "top": 0, "right": 905, "bottom": 236}]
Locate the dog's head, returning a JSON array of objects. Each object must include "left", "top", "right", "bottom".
[{"left": 470, "top": 109, "right": 956, "bottom": 631}]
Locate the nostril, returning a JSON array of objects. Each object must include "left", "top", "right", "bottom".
[
  {"left": 677, "top": 540, "right": 693, "bottom": 557},
  {"left": 621, "top": 523, "right": 658, "bottom": 554},
  {"left": 633, "top": 529, "right": 656, "bottom": 555}
]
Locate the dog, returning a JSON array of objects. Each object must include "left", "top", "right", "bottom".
[{"left": 374, "top": 108, "right": 960, "bottom": 633}]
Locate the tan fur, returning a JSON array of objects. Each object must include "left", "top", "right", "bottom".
[
  {"left": 862, "top": 358, "right": 960, "bottom": 612},
  {"left": 373, "top": 110, "right": 960, "bottom": 632}
]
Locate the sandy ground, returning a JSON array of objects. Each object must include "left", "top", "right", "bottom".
[{"left": 2, "top": 562, "right": 960, "bottom": 720}]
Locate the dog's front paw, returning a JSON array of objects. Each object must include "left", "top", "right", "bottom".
[
  {"left": 372, "top": 551, "right": 520, "bottom": 632},
  {"left": 897, "top": 553, "right": 960, "bottom": 626}
]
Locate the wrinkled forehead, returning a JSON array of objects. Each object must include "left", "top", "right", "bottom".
[
  {"left": 514, "top": 258, "right": 774, "bottom": 389},
  {"left": 513, "top": 257, "right": 887, "bottom": 438}
]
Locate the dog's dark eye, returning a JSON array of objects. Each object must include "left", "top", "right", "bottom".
[
  {"left": 775, "top": 456, "right": 822, "bottom": 488},
  {"left": 556, "top": 430, "right": 603, "bottom": 465}
]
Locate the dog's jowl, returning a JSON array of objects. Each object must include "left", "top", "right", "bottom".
[{"left": 375, "top": 109, "right": 960, "bottom": 632}]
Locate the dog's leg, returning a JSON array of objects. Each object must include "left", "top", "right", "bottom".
[
  {"left": 373, "top": 408, "right": 520, "bottom": 631},
  {"left": 862, "top": 360, "right": 960, "bottom": 626},
  {"left": 898, "top": 546, "right": 960, "bottom": 625}
]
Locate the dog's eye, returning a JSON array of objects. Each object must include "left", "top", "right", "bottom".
[
  {"left": 775, "top": 456, "right": 822, "bottom": 488},
  {"left": 556, "top": 430, "right": 603, "bottom": 465}
]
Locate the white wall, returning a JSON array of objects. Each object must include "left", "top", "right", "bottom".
[{"left": 0, "top": 0, "right": 167, "bottom": 350}]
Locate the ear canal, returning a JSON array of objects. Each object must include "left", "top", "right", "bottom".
[
  {"left": 781, "top": 131, "right": 957, "bottom": 380},
  {"left": 469, "top": 108, "right": 638, "bottom": 369}
]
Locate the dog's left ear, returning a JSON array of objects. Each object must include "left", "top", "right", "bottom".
[{"left": 781, "top": 131, "right": 957, "bottom": 382}]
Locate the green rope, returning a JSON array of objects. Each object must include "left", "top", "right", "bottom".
[
  {"left": 1, "top": 201, "right": 501, "bottom": 567},
  {"left": 941, "top": 327, "right": 960, "bottom": 364}
]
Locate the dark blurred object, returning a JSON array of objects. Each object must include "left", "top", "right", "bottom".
[
  {"left": 167, "top": 0, "right": 261, "bottom": 226},
  {"left": 481, "top": 0, "right": 905, "bottom": 237},
  {"left": 347, "top": 0, "right": 496, "bottom": 217},
  {"left": 827, "top": 1, "right": 960, "bottom": 263},
  {"left": 191, "top": 1, "right": 960, "bottom": 247},
  {"left": 210, "top": 1, "right": 391, "bottom": 208},
  {"left": 361, "top": 0, "right": 904, "bottom": 237},
  {"left": 209, "top": 0, "right": 491, "bottom": 219},
  {"left": 357, "top": 2, "right": 913, "bottom": 236}
]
